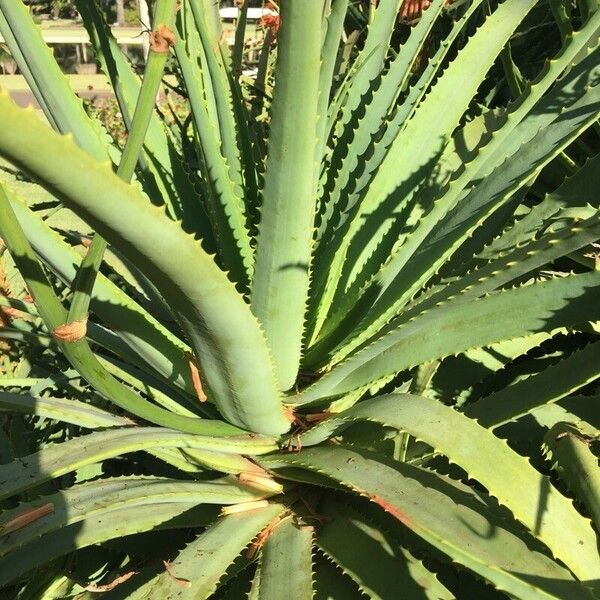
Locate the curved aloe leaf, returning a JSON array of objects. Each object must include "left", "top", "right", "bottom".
[
  {"left": 0, "top": 427, "right": 277, "bottom": 500},
  {"left": 479, "top": 152, "right": 600, "bottom": 262},
  {"left": 544, "top": 422, "right": 600, "bottom": 531},
  {"left": 298, "top": 394, "right": 600, "bottom": 580},
  {"left": 0, "top": 476, "right": 249, "bottom": 587},
  {"left": 265, "top": 447, "right": 592, "bottom": 599},
  {"left": 0, "top": 477, "right": 266, "bottom": 558},
  {"left": 129, "top": 503, "right": 286, "bottom": 599},
  {"left": 0, "top": 181, "right": 243, "bottom": 437},
  {"left": 298, "top": 272, "right": 600, "bottom": 403},
  {"left": 0, "top": 391, "right": 260, "bottom": 475},
  {"left": 0, "top": 92, "right": 289, "bottom": 436}
]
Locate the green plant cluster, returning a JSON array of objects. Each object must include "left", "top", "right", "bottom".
[{"left": 0, "top": 0, "right": 599, "bottom": 598}]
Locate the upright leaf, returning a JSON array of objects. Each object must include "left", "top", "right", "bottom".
[{"left": 251, "top": 0, "right": 323, "bottom": 391}]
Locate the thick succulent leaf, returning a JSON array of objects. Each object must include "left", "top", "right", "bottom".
[
  {"left": 314, "top": 556, "right": 364, "bottom": 600},
  {"left": 427, "top": 331, "right": 558, "bottom": 405},
  {"left": 127, "top": 503, "right": 286, "bottom": 600},
  {"left": 258, "top": 516, "right": 314, "bottom": 600},
  {"left": 316, "top": 0, "right": 444, "bottom": 243},
  {"left": 0, "top": 477, "right": 263, "bottom": 559},
  {"left": 1, "top": 181, "right": 241, "bottom": 437},
  {"left": 266, "top": 447, "right": 592, "bottom": 599},
  {"left": 465, "top": 341, "right": 600, "bottom": 428},
  {"left": 0, "top": 0, "right": 107, "bottom": 159},
  {"left": 6, "top": 189, "right": 195, "bottom": 396},
  {"left": 313, "top": 39, "right": 600, "bottom": 364},
  {"left": 0, "top": 478, "right": 232, "bottom": 587},
  {"left": 532, "top": 395, "right": 600, "bottom": 433},
  {"left": 544, "top": 422, "right": 600, "bottom": 531},
  {"left": 430, "top": 30, "right": 600, "bottom": 217},
  {"left": 313, "top": 0, "right": 540, "bottom": 344},
  {"left": 231, "top": 0, "right": 249, "bottom": 73},
  {"left": 174, "top": 6, "right": 253, "bottom": 286},
  {"left": 299, "top": 394, "right": 600, "bottom": 580},
  {"left": 481, "top": 43, "right": 600, "bottom": 177},
  {"left": 173, "top": 35, "right": 252, "bottom": 286},
  {"left": 0, "top": 391, "right": 130, "bottom": 428},
  {"left": 97, "top": 354, "right": 201, "bottom": 417},
  {"left": 0, "top": 427, "right": 277, "bottom": 500},
  {"left": 298, "top": 272, "right": 600, "bottom": 404},
  {"left": 0, "top": 93, "right": 289, "bottom": 436},
  {"left": 404, "top": 65, "right": 600, "bottom": 288},
  {"left": 251, "top": 0, "right": 323, "bottom": 391},
  {"left": 316, "top": 499, "right": 453, "bottom": 599}
]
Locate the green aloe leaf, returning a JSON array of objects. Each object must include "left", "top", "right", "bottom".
[
  {"left": 258, "top": 515, "right": 315, "bottom": 600},
  {"left": 0, "top": 427, "right": 277, "bottom": 501},
  {"left": 265, "top": 447, "right": 592, "bottom": 599},
  {"left": 298, "top": 272, "right": 600, "bottom": 403},
  {"left": 251, "top": 0, "right": 323, "bottom": 391},
  {"left": 119, "top": 503, "right": 286, "bottom": 600},
  {"left": 316, "top": 500, "right": 454, "bottom": 599},
  {"left": 0, "top": 92, "right": 289, "bottom": 436},
  {"left": 0, "top": 477, "right": 241, "bottom": 587},
  {"left": 0, "top": 181, "right": 242, "bottom": 437},
  {"left": 298, "top": 394, "right": 600, "bottom": 580}
]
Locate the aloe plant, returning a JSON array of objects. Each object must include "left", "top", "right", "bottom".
[{"left": 0, "top": 0, "right": 599, "bottom": 597}]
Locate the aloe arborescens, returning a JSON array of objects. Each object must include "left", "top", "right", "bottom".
[{"left": 0, "top": 0, "right": 599, "bottom": 597}]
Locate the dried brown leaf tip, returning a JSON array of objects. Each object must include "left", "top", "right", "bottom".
[
  {"left": 186, "top": 351, "right": 207, "bottom": 402},
  {"left": 0, "top": 502, "right": 54, "bottom": 536},
  {"left": 84, "top": 571, "right": 138, "bottom": 592},
  {"left": 150, "top": 24, "right": 176, "bottom": 54},
  {"left": 260, "top": 2, "right": 280, "bottom": 37},
  {"left": 399, "top": 0, "right": 454, "bottom": 24}
]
